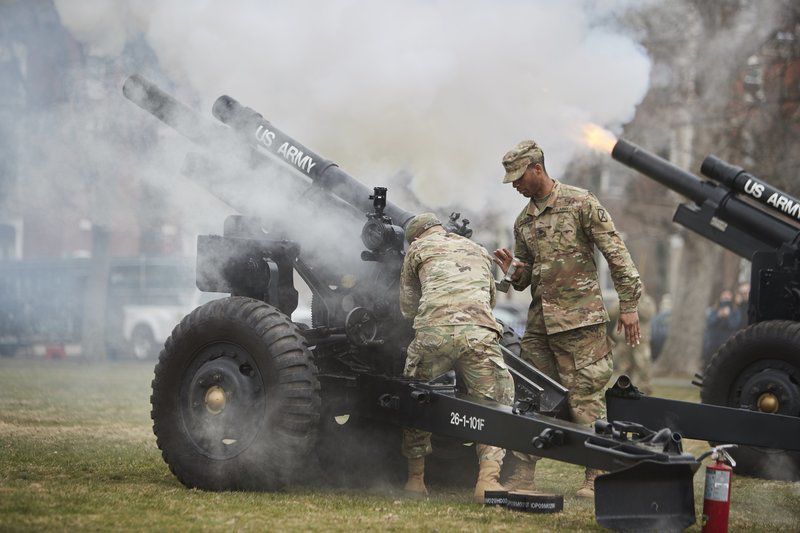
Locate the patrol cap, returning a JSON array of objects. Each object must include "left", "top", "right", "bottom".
[
  {"left": 404, "top": 213, "right": 442, "bottom": 243},
  {"left": 502, "top": 140, "right": 544, "bottom": 184}
]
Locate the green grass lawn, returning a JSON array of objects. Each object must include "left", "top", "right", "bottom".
[{"left": 1, "top": 359, "right": 798, "bottom": 531}]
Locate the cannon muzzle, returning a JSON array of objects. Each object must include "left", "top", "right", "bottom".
[{"left": 611, "top": 139, "right": 706, "bottom": 205}]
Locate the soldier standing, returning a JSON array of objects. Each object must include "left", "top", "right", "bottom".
[
  {"left": 400, "top": 213, "right": 514, "bottom": 503},
  {"left": 493, "top": 140, "right": 642, "bottom": 499}
]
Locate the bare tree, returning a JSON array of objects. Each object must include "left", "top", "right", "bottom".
[
  {"left": 726, "top": 5, "right": 800, "bottom": 196},
  {"left": 616, "top": 0, "right": 787, "bottom": 376}
]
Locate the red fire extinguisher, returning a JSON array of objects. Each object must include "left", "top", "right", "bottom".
[{"left": 701, "top": 444, "right": 737, "bottom": 533}]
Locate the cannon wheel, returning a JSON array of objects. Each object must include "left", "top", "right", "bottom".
[
  {"left": 701, "top": 320, "right": 800, "bottom": 481},
  {"left": 151, "top": 296, "right": 320, "bottom": 490}
]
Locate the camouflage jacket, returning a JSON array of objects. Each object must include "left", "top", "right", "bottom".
[
  {"left": 400, "top": 232, "right": 501, "bottom": 334},
  {"left": 512, "top": 180, "right": 642, "bottom": 334}
]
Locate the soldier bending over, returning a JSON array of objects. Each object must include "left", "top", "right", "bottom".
[{"left": 400, "top": 213, "right": 514, "bottom": 503}]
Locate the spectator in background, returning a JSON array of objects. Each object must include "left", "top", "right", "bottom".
[
  {"left": 703, "top": 289, "right": 742, "bottom": 364},
  {"left": 733, "top": 282, "right": 750, "bottom": 330},
  {"left": 649, "top": 294, "right": 671, "bottom": 361}
]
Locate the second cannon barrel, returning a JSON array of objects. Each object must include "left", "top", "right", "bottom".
[{"left": 612, "top": 138, "right": 799, "bottom": 255}]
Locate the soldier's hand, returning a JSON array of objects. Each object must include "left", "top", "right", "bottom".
[
  {"left": 617, "top": 311, "right": 641, "bottom": 346},
  {"left": 493, "top": 248, "right": 524, "bottom": 281},
  {"left": 493, "top": 247, "right": 513, "bottom": 273},
  {"left": 493, "top": 247, "right": 514, "bottom": 273}
]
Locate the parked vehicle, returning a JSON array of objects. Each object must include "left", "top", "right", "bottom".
[
  {"left": 0, "top": 256, "right": 199, "bottom": 359},
  {"left": 122, "top": 290, "right": 225, "bottom": 360}
]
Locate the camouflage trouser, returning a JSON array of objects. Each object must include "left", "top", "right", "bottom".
[
  {"left": 402, "top": 325, "right": 514, "bottom": 464},
  {"left": 612, "top": 340, "right": 653, "bottom": 395},
  {"left": 521, "top": 323, "right": 614, "bottom": 426}
]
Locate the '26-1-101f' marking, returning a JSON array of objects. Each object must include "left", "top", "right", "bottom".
[
  {"left": 450, "top": 411, "right": 485, "bottom": 431},
  {"left": 255, "top": 125, "right": 317, "bottom": 175}
]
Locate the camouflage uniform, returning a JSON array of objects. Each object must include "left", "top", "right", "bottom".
[
  {"left": 400, "top": 228, "right": 514, "bottom": 463},
  {"left": 609, "top": 293, "right": 657, "bottom": 395},
  {"left": 510, "top": 179, "right": 642, "bottom": 425}
]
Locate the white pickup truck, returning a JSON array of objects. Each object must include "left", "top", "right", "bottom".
[
  {"left": 121, "top": 291, "right": 221, "bottom": 360},
  {"left": 122, "top": 292, "right": 312, "bottom": 360}
]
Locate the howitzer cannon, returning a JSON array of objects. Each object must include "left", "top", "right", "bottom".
[
  {"left": 125, "top": 75, "right": 716, "bottom": 529},
  {"left": 609, "top": 139, "right": 800, "bottom": 481}
]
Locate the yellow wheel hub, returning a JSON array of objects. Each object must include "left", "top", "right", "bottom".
[
  {"left": 757, "top": 392, "right": 779, "bottom": 413},
  {"left": 204, "top": 385, "right": 227, "bottom": 414}
]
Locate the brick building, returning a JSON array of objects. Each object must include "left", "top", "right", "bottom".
[{"left": 0, "top": 0, "right": 184, "bottom": 262}]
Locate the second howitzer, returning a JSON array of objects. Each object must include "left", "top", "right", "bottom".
[
  {"left": 126, "top": 75, "right": 714, "bottom": 530},
  {"left": 609, "top": 139, "right": 800, "bottom": 481}
]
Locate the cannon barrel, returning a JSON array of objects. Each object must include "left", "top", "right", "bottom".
[
  {"left": 612, "top": 139, "right": 800, "bottom": 256},
  {"left": 701, "top": 155, "right": 800, "bottom": 225},
  {"left": 212, "top": 95, "right": 414, "bottom": 228}
]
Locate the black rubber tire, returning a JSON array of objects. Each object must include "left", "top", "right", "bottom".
[
  {"left": 151, "top": 296, "right": 321, "bottom": 490},
  {"left": 701, "top": 320, "right": 800, "bottom": 481}
]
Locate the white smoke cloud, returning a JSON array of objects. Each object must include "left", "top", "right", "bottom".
[
  {"left": 53, "top": 0, "right": 141, "bottom": 57},
  {"left": 54, "top": 0, "right": 651, "bottom": 217}
]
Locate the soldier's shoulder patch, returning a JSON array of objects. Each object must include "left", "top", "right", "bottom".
[{"left": 588, "top": 195, "right": 615, "bottom": 230}]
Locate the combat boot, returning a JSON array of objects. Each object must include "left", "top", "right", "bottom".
[
  {"left": 473, "top": 460, "right": 506, "bottom": 503},
  {"left": 576, "top": 468, "right": 602, "bottom": 499},
  {"left": 403, "top": 456, "right": 428, "bottom": 496},
  {"left": 504, "top": 460, "right": 537, "bottom": 493}
]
